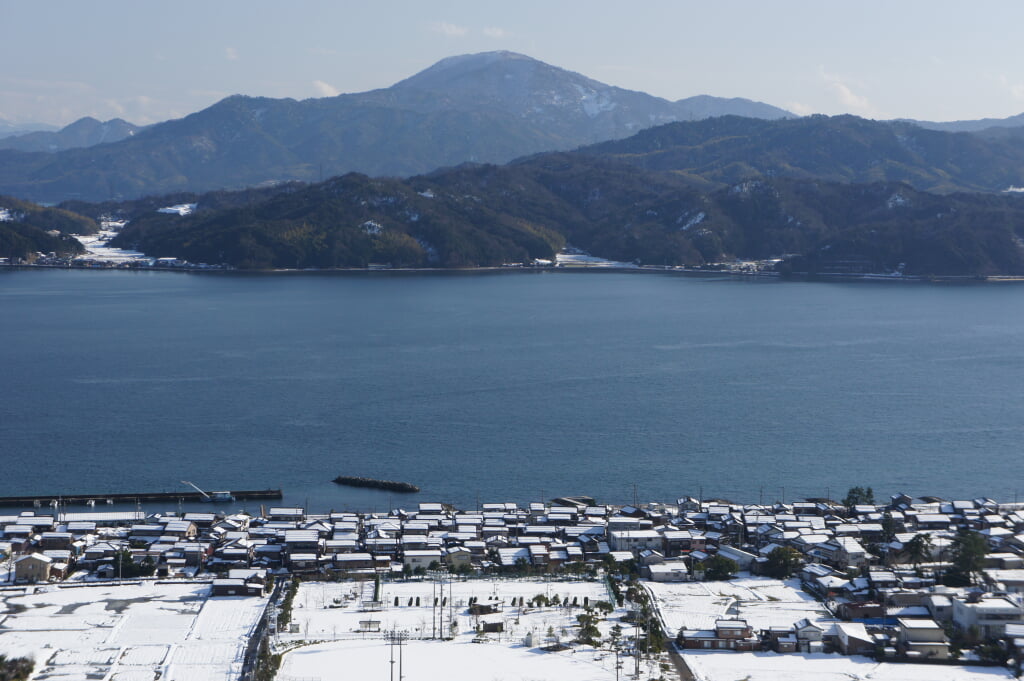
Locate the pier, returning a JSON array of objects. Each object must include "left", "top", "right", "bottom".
[{"left": 0, "top": 489, "right": 283, "bottom": 508}]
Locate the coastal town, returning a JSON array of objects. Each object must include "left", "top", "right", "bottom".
[{"left": 1, "top": 490, "right": 1022, "bottom": 680}]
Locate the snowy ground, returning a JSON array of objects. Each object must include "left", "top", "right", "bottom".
[
  {"left": 555, "top": 252, "right": 638, "bottom": 268},
  {"left": 647, "top": 575, "right": 834, "bottom": 634},
  {"left": 0, "top": 581, "right": 266, "bottom": 681},
  {"left": 74, "top": 228, "right": 147, "bottom": 262},
  {"left": 285, "top": 577, "right": 616, "bottom": 642},
  {"left": 682, "top": 650, "right": 1014, "bottom": 681},
  {"left": 278, "top": 577, "right": 672, "bottom": 681},
  {"left": 280, "top": 637, "right": 651, "bottom": 681},
  {"left": 647, "top": 576, "right": 1014, "bottom": 681}
]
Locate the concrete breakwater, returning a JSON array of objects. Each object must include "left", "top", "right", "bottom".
[
  {"left": 332, "top": 476, "right": 420, "bottom": 493},
  {"left": 0, "top": 489, "right": 283, "bottom": 507}
]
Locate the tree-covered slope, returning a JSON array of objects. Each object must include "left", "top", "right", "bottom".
[
  {"left": 580, "top": 114, "right": 1024, "bottom": 194},
  {"left": 0, "top": 196, "right": 94, "bottom": 260},
  {"left": 104, "top": 153, "right": 1024, "bottom": 276},
  {"left": 110, "top": 174, "right": 565, "bottom": 269}
]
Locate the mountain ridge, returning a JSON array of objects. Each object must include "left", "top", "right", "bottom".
[
  {"left": 0, "top": 51, "right": 793, "bottom": 203},
  {"left": 0, "top": 116, "right": 143, "bottom": 153},
  {"left": 898, "top": 111, "right": 1024, "bottom": 133},
  {"left": 89, "top": 128, "right": 1024, "bottom": 276},
  {"left": 576, "top": 114, "right": 1024, "bottom": 194}
]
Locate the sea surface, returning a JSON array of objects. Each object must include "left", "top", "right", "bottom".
[{"left": 2, "top": 268, "right": 1023, "bottom": 513}]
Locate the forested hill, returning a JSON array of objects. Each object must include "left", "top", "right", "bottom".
[
  {"left": 578, "top": 114, "right": 1024, "bottom": 194},
  {"left": 108, "top": 173, "right": 568, "bottom": 269},
  {"left": 0, "top": 196, "right": 94, "bottom": 260},
  {"left": 104, "top": 152, "right": 1024, "bottom": 276}
]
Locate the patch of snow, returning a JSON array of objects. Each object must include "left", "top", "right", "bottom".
[
  {"left": 156, "top": 203, "right": 197, "bottom": 216},
  {"left": 678, "top": 211, "right": 706, "bottom": 231},
  {"left": 418, "top": 189, "right": 435, "bottom": 199},
  {"left": 572, "top": 84, "right": 617, "bottom": 118},
  {"left": 556, "top": 252, "right": 638, "bottom": 268},
  {"left": 73, "top": 229, "right": 146, "bottom": 263},
  {"left": 361, "top": 220, "right": 383, "bottom": 235},
  {"left": 886, "top": 192, "right": 909, "bottom": 209},
  {"left": 1004, "top": 186, "right": 1024, "bottom": 193},
  {"left": 0, "top": 208, "right": 11, "bottom": 222},
  {"left": 731, "top": 181, "right": 762, "bottom": 195}
]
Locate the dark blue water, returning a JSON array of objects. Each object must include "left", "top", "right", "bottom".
[{"left": 2, "top": 268, "right": 1023, "bottom": 512}]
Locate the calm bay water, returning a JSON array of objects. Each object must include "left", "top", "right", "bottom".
[{"left": 1, "top": 268, "right": 1023, "bottom": 513}]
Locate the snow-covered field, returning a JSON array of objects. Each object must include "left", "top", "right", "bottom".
[
  {"left": 683, "top": 650, "right": 1014, "bottom": 681},
  {"left": 278, "top": 577, "right": 671, "bottom": 681},
  {"left": 286, "top": 577, "right": 614, "bottom": 642},
  {"left": 647, "top": 575, "right": 834, "bottom": 633},
  {"left": 74, "top": 229, "right": 147, "bottom": 262},
  {"left": 280, "top": 638, "right": 637, "bottom": 681},
  {"left": 0, "top": 581, "right": 266, "bottom": 681}
]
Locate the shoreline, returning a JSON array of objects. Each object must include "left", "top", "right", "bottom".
[{"left": 5, "top": 261, "right": 1023, "bottom": 284}]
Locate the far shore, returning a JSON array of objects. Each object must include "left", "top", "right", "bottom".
[{"left": 6, "top": 260, "right": 1024, "bottom": 284}]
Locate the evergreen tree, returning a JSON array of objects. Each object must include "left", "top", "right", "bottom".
[
  {"left": 947, "top": 528, "right": 988, "bottom": 586},
  {"left": 843, "top": 486, "right": 875, "bottom": 508},
  {"left": 702, "top": 555, "right": 738, "bottom": 581},
  {"left": 764, "top": 546, "right": 802, "bottom": 579},
  {"left": 904, "top": 533, "right": 933, "bottom": 573}
]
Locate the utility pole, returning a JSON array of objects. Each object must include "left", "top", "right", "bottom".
[
  {"left": 634, "top": 633, "right": 640, "bottom": 677},
  {"left": 428, "top": 568, "right": 449, "bottom": 639},
  {"left": 386, "top": 630, "right": 408, "bottom": 681}
]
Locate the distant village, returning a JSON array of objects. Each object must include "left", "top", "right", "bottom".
[
  {"left": 2, "top": 252, "right": 231, "bottom": 271},
  {"left": 2, "top": 490, "right": 1024, "bottom": 676}
]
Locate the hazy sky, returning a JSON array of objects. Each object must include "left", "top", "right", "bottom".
[{"left": 4, "top": 0, "right": 1023, "bottom": 127}]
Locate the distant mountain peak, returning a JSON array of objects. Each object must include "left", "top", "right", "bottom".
[
  {"left": 0, "top": 51, "right": 794, "bottom": 202},
  {"left": 393, "top": 50, "right": 592, "bottom": 92},
  {"left": 0, "top": 116, "right": 142, "bottom": 154},
  {"left": 426, "top": 50, "right": 536, "bottom": 69}
]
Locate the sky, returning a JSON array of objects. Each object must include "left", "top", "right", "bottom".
[{"left": 3, "top": 0, "right": 1024, "bottom": 128}]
